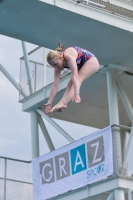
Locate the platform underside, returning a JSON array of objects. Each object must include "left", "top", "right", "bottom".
[
  {"left": 0, "top": 0, "right": 133, "bottom": 66},
  {"left": 41, "top": 71, "right": 133, "bottom": 129},
  {"left": 50, "top": 175, "right": 133, "bottom": 200}
]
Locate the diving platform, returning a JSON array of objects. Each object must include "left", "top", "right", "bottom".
[
  {"left": 19, "top": 64, "right": 132, "bottom": 129},
  {"left": 50, "top": 175, "right": 133, "bottom": 200},
  {"left": 0, "top": 0, "right": 133, "bottom": 66}
]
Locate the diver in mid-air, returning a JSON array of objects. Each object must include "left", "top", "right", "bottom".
[{"left": 44, "top": 39, "right": 99, "bottom": 114}]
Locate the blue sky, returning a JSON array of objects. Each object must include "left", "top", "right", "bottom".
[{"left": 0, "top": 35, "right": 98, "bottom": 161}]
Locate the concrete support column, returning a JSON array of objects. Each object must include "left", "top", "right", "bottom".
[
  {"left": 107, "top": 191, "right": 114, "bottom": 200},
  {"left": 122, "top": 126, "right": 133, "bottom": 174},
  {"left": 115, "top": 189, "right": 125, "bottom": 200},
  {"left": 106, "top": 69, "right": 122, "bottom": 174},
  {"left": 128, "top": 188, "right": 132, "bottom": 200},
  {"left": 115, "top": 72, "right": 133, "bottom": 123},
  {"left": 30, "top": 111, "right": 39, "bottom": 159},
  {"left": 121, "top": 129, "right": 128, "bottom": 175}
]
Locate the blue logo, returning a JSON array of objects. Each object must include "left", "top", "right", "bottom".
[
  {"left": 70, "top": 144, "right": 87, "bottom": 175},
  {"left": 87, "top": 163, "right": 104, "bottom": 179}
]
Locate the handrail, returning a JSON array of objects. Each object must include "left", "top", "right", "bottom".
[
  {"left": 0, "top": 156, "right": 31, "bottom": 163},
  {"left": 20, "top": 46, "right": 41, "bottom": 60},
  {"left": 72, "top": 0, "right": 133, "bottom": 19},
  {"left": 111, "top": 124, "right": 131, "bottom": 131}
]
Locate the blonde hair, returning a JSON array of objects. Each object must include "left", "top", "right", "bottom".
[{"left": 47, "top": 38, "right": 64, "bottom": 63}]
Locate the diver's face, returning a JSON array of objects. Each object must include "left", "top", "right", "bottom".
[{"left": 50, "top": 56, "right": 64, "bottom": 70}]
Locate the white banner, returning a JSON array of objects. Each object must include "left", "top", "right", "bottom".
[{"left": 32, "top": 126, "right": 113, "bottom": 200}]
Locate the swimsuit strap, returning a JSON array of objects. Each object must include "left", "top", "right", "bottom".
[{"left": 62, "top": 46, "right": 78, "bottom": 61}]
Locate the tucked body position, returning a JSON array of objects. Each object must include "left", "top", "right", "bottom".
[{"left": 45, "top": 40, "right": 99, "bottom": 114}]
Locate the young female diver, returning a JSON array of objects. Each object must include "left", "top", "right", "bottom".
[{"left": 44, "top": 39, "right": 99, "bottom": 114}]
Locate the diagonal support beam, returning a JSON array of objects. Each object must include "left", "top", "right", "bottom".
[
  {"left": 107, "top": 191, "right": 114, "bottom": 200},
  {"left": 36, "top": 109, "right": 75, "bottom": 143},
  {"left": 115, "top": 72, "right": 133, "bottom": 123},
  {"left": 21, "top": 41, "right": 33, "bottom": 94},
  {"left": 122, "top": 126, "right": 133, "bottom": 174},
  {"left": 114, "top": 72, "right": 133, "bottom": 174},
  {"left": 0, "top": 63, "right": 26, "bottom": 97},
  {"left": 38, "top": 114, "right": 55, "bottom": 151}
]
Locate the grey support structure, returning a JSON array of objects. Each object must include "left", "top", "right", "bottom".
[
  {"left": 38, "top": 114, "right": 55, "bottom": 151},
  {"left": 30, "top": 111, "right": 39, "bottom": 159},
  {"left": 106, "top": 69, "right": 122, "bottom": 174},
  {"left": 128, "top": 188, "right": 132, "bottom": 200},
  {"left": 115, "top": 72, "right": 133, "bottom": 123},
  {"left": 0, "top": 63, "right": 26, "bottom": 97},
  {"left": 114, "top": 189, "right": 125, "bottom": 200},
  {"left": 106, "top": 69, "right": 124, "bottom": 199},
  {"left": 36, "top": 109, "right": 75, "bottom": 143},
  {"left": 21, "top": 41, "right": 33, "bottom": 94},
  {"left": 122, "top": 126, "right": 133, "bottom": 174},
  {"left": 107, "top": 191, "right": 114, "bottom": 200},
  {"left": 114, "top": 71, "right": 133, "bottom": 175}
]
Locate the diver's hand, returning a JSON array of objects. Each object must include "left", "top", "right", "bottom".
[{"left": 44, "top": 103, "right": 52, "bottom": 114}]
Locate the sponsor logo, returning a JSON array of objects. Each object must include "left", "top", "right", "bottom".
[
  {"left": 87, "top": 163, "right": 104, "bottom": 179},
  {"left": 39, "top": 136, "right": 105, "bottom": 185}
]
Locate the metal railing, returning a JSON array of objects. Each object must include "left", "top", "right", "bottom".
[
  {"left": 72, "top": 0, "right": 133, "bottom": 19},
  {"left": 19, "top": 47, "right": 71, "bottom": 101},
  {"left": 0, "top": 157, "right": 33, "bottom": 200}
]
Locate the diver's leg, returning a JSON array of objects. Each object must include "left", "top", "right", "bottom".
[{"left": 51, "top": 57, "right": 99, "bottom": 112}]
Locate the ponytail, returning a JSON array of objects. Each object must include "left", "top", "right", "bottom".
[
  {"left": 47, "top": 38, "right": 64, "bottom": 63},
  {"left": 55, "top": 37, "right": 64, "bottom": 52}
]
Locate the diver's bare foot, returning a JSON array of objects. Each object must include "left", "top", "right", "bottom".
[{"left": 50, "top": 102, "right": 67, "bottom": 113}]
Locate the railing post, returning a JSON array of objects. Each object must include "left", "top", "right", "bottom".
[
  {"left": 4, "top": 158, "right": 7, "bottom": 200},
  {"left": 43, "top": 48, "right": 47, "bottom": 87}
]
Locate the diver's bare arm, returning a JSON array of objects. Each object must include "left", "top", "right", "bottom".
[
  {"left": 60, "top": 78, "right": 73, "bottom": 101},
  {"left": 46, "top": 68, "right": 61, "bottom": 104}
]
